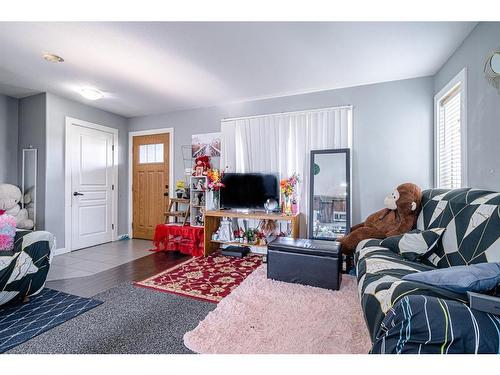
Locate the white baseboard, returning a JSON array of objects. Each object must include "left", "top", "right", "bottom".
[{"left": 53, "top": 247, "right": 70, "bottom": 256}]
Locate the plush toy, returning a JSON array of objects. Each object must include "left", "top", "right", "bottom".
[
  {"left": 0, "top": 184, "right": 34, "bottom": 230},
  {"left": 192, "top": 155, "right": 211, "bottom": 176},
  {"left": 23, "top": 187, "right": 35, "bottom": 222},
  {"left": 339, "top": 183, "right": 422, "bottom": 255}
]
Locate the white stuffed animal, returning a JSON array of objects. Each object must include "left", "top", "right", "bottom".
[{"left": 0, "top": 184, "right": 34, "bottom": 230}]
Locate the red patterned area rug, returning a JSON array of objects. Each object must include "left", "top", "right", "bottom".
[{"left": 134, "top": 252, "right": 263, "bottom": 303}]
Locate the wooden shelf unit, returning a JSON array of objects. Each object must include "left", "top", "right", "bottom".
[
  {"left": 203, "top": 210, "right": 300, "bottom": 256},
  {"left": 211, "top": 240, "right": 267, "bottom": 248},
  {"left": 164, "top": 198, "right": 190, "bottom": 225}
]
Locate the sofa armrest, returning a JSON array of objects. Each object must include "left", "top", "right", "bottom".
[
  {"left": 371, "top": 294, "right": 500, "bottom": 354},
  {"left": 15, "top": 230, "right": 55, "bottom": 262},
  {"left": 353, "top": 238, "right": 386, "bottom": 265},
  {"left": 13, "top": 230, "right": 34, "bottom": 252}
]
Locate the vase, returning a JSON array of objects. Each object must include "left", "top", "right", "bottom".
[
  {"left": 283, "top": 195, "right": 292, "bottom": 215},
  {"left": 212, "top": 190, "right": 220, "bottom": 210}
]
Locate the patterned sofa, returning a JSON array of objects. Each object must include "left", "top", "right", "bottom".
[
  {"left": 0, "top": 230, "right": 55, "bottom": 306},
  {"left": 355, "top": 188, "right": 500, "bottom": 354}
]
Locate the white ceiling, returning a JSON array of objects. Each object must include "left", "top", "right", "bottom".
[{"left": 0, "top": 22, "right": 476, "bottom": 118}]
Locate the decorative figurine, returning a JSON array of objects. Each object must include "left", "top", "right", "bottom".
[
  {"left": 217, "top": 217, "right": 234, "bottom": 242},
  {"left": 196, "top": 180, "right": 204, "bottom": 191}
]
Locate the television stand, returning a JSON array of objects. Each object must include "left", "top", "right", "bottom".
[{"left": 203, "top": 210, "right": 300, "bottom": 257}]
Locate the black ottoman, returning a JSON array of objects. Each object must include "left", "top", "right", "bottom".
[{"left": 267, "top": 237, "right": 341, "bottom": 290}]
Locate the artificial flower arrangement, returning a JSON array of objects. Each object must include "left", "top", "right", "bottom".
[
  {"left": 280, "top": 173, "right": 300, "bottom": 197},
  {"left": 206, "top": 168, "right": 225, "bottom": 191},
  {"left": 205, "top": 168, "right": 225, "bottom": 210},
  {"left": 280, "top": 173, "right": 300, "bottom": 215}
]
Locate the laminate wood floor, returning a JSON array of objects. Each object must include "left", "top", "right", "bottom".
[{"left": 46, "top": 242, "right": 190, "bottom": 298}]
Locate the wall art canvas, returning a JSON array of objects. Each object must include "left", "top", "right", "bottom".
[{"left": 192, "top": 132, "right": 222, "bottom": 157}]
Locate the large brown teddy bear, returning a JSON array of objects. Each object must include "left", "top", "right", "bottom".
[{"left": 339, "top": 183, "right": 422, "bottom": 255}]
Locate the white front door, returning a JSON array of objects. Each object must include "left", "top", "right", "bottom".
[{"left": 69, "top": 123, "right": 115, "bottom": 250}]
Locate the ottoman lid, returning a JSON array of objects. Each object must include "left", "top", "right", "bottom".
[{"left": 268, "top": 237, "right": 340, "bottom": 257}]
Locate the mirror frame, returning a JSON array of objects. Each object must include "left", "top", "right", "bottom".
[
  {"left": 308, "top": 148, "right": 351, "bottom": 241},
  {"left": 490, "top": 52, "right": 500, "bottom": 75},
  {"left": 22, "top": 148, "right": 37, "bottom": 229}
]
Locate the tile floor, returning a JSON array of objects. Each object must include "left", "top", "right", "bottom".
[{"left": 47, "top": 239, "right": 153, "bottom": 281}]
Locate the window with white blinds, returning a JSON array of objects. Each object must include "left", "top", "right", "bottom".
[
  {"left": 435, "top": 69, "right": 466, "bottom": 189},
  {"left": 437, "top": 86, "right": 462, "bottom": 188}
]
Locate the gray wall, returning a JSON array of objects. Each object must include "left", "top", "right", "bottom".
[
  {"left": 129, "top": 76, "right": 435, "bottom": 224},
  {"left": 434, "top": 22, "right": 500, "bottom": 191},
  {"left": 45, "top": 93, "right": 129, "bottom": 248},
  {"left": 18, "top": 93, "right": 46, "bottom": 230},
  {"left": 0, "top": 94, "right": 19, "bottom": 185}
]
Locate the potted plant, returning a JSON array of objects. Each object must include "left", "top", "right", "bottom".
[{"left": 175, "top": 180, "right": 186, "bottom": 198}]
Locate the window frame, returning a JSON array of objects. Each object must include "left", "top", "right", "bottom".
[{"left": 434, "top": 68, "right": 468, "bottom": 189}]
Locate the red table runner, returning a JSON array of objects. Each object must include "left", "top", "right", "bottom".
[{"left": 153, "top": 224, "right": 204, "bottom": 257}]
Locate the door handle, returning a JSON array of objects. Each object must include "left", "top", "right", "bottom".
[{"left": 73, "top": 192, "right": 84, "bottom": 196}]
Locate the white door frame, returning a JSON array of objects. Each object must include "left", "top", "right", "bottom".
[
  {"left": 64, "top": 117, "right": 119, "bottom": 252},
  {"left": 128, "top": 128, "right": 174, "bottom": 236}
]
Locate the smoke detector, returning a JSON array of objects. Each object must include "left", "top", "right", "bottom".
[{"left": 43, "top": 53, "right": 64, "bottom": 63}]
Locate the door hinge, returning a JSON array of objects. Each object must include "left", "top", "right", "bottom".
[
  {"left": 112, "top": 184, "right": 115, "bottom": 190},
  {"left": 112, "top": 224, "right": 115, "bottom": 230},
  {"left": 112, "top": 145, "right": 115, "bottom": 152}
]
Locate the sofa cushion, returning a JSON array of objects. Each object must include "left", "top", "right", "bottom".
[
  {"left": 379, "top": 228, "right": 445, "bottom": 262},
  {"left": 355, "top": 240, "right": 468, "bottom": 341},
  {"left": 417, "top": 188, "right": 500, "bottom": 268},
  {"left": 402, "top": 262, "right": 500, "bottom": 294},
  {"left": 372, "top": 295, "right": 500, "bottom": 354}
]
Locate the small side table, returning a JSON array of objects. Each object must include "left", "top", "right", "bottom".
[{"left": 153, "top": 224, "right": 204, "bottom": 256}]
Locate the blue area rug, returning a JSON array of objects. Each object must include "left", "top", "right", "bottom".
[{"left": 0, "top": 288, "right": 102, "bottom": 353}]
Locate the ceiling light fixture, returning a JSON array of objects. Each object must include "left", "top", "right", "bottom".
[
  {"left": 43, "top": 53, "right": 64, "bottom": 63},
  {"left": 80, "top": 88, "right": 104, "bottom": 101}
]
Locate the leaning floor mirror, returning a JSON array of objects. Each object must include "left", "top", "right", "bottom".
[
  {"left": 309, "top": 148, "right": 350, "bottom": 241},
  {"left": 22, "top": 148, "right": 37, "bottom": 229}
]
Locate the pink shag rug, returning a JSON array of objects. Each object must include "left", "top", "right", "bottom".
[{"left": 183, "top": 265, "right": 372, "bottom": 354}]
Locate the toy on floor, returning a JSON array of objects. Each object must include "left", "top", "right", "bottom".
[
  {"left": 0, "top": 184, "right": 34, "bottom": 230},
  {"left": 339, "top": 182, "right": 422, "bottom": 255}
]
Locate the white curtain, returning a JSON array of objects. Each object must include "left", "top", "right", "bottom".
[{"left": 221, "top": 106, "right": 352, "bottom": 236}]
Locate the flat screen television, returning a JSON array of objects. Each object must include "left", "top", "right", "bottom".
[{"left": 220, "top": 173, "right": 279, "bottom": 210}]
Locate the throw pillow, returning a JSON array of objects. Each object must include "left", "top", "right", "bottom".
[
  {"left": 402, "top": 262, "right": 500, "bottom": 294},
  {"left": 0, "top": 214, "right": 17, "bottom": 251},
  {"left": 380, "top": 228, "right": 445, "bottom": 262}
]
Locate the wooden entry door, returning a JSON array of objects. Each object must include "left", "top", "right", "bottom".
[{"left": 132, "top": 133, "right": 170, "bottom": 239}]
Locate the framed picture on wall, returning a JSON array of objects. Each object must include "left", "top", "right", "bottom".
[{"left": 192, "top": 132, "right": 222, "bottom": 157}]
